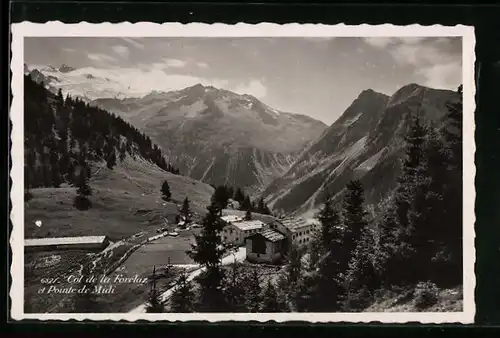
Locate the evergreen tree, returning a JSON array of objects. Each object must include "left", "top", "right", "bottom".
[
  {"left": 74, "top": 166, "right": 92, "bottom": 210},
  {"left": 340, "top": 180, "right": 368, "bottom": 272},
  {"left": 145, "top": 266, "right": 165, "bottom": 313},
  {"left": 394, "top": 114, "right": 428, "bottom": 229},
  {"left": 161, "top": 180, "right": 172, "bottom": 202},
  {"left": 188, "top": 201, "right": 227, "bottom": 311},
  {"left": 244, "top": 269, "right": 262, "bottom": 312},
  {"left": 240, "top": 195, "right": 252, "bottom": 212},
  {"left": 181, "top": 197, "right": 192, "bottom": 224},
  {"left": 318, "top": 192, "right": 340, "bottom": 251},
  {"left": 261, "top": 280, "right": 281, "bottom": 312},
  {"left": 233, "top": 188, "right": 245, "bottom": 203},
  {"left": 106, "top": 150, "right": 116, "bottom": 170},
  {"left": 344, "top": 225, "right": 379, "bottom": 311},
  {"left": 211, "top": 185, "right": 230, "bottom": 211},
  {"left": 170, "top": 270, "right": 195, "bottom": 312},
  {"left": 277, "top": 245, "right": 303, "bottom": 310},
  {"left": 245, "top": 208, "right": 252, "bottom": 221}
]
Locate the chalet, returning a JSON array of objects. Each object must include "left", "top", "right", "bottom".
[
  {"left": 221, "top": 220, "right": 266, "bottom": 247},
  {"left": 246, "top": 229, "right": 286, "bottom": 264},
  {"left": 25, "top": 236, "right": 110, "bottom": 253},
  {"left": 269, "top": 217, "right": 318, "bottom": 249}
]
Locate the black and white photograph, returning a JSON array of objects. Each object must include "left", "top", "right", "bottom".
[{"left": 10, "top": 23, "right": 475, "bottom": 322}]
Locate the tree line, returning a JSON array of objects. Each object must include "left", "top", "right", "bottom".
[
  {"left": 144, "top": 85, "right": 463, "bottom": 313},
  {"left": 24, "top": 75, "right": 180, "bottom": 198},
  {"left": 209, "top": 184, "right": 272, "bottom": 216}
]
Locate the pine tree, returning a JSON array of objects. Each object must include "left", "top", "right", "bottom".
[
  {"left": 394, "top": 114, "right": 428, "bottom": 230},
  {"left": 341, "top": 180, "right": 368, "bottom": 272},
  {"left": 318, "top": 192, "right": 340, "bottom": 251},
  {"left": 181, "top": 197, "right": 192, "bottom": 224},
  {"left": 244, "top": 269, "right": 262, "bottom": 312},
  {"left": 240, "top": 195, "right": 252, "bottom": 212},
  {"left": 261, "top": 280, "right": 281, "bottom": 312},
  {"left": 188, "top": 201, "right": 227, "bottom": 311},
  {"left": 106, "top": 150, "right": 116, "bottom": 170},
  {"left": 170, "top": 270, "right": 195, "bottom": 312},
  {"left": 277, "top": 244, "right": 303, "bottom": 310},
  {"left": 211, "top": 186, "right": 230, "bottom": 211},
  {"left": 161, "top": 180, "right": 172, "bottom": 202},
  {"left": 74, "top": 166, "right": 92, "bottom": 210},
  {"left": 145, "top": 266, "right": 165, "bottom": 313},
  {"left": 245, "top": 208, "right": 252, "bottom": 221},
  {"left": 233, "top": 188, "right": 245, "bottom": 203}
]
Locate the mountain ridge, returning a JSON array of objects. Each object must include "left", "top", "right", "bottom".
[{"left": 263, "top": 83, "right": 460, "bottom": 216}]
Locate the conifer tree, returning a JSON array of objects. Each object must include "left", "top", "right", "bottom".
[
  {"left": 318, "top": 192, "right": 340, "bottom": 251},
  {"left": 161, "top": 180, "right": 172, "bottom": 202},
  {"left": 74, "top": 166, "right": 92, "bottom": 210},
  {"left": 341, "top": 180, "right": 368, "bottom": 272},
  {"left": 244, "top": 268, "right": 262, "bottom": 312},
  {"left": 211, "top": 185, "right": 230, "bottom": 211},
  {"left": 145, "top": 267, "right": 165, "bottom": 313},
  {"left": 170, "top": 270, "right": 195, "bottom": 312},
  {"left": 245, "top": 208, "right": 252, "bottom": 221},
  {"left": 188, "top": 201, "right": 227, "bottom": 311},
  {"left": 181, "top": 197, "right": 192, "bottom": 224},
  {"left": 233, "top": 188, "right": 245, "bottom": 203},
  {"left": 106, "top": 150, "right": 116, "bottom": 170},
  {"left": 261, "top": 280, "right": 281, "bottom": 312}
]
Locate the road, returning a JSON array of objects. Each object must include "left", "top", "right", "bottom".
[{"left": 129, "top": 247, "right": 247, "bottom": 313}]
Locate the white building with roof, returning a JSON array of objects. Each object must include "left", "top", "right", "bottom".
[
  {"left": 25, "top": 235, "right": 110, "bottom": 252},
  {"left": 269, "top": 217, "right": 318, "bottom": 248},
  {"left": 221, "top": 219, "right": 266, "bottom": 247}
]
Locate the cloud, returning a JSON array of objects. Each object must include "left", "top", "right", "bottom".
[
  {"left": 363, "top": 37, "right": 397, "bottom": 49},
  {"left": 416, "top": 61, "right": 462, "bottom": 90},
  {"left": 363, "top": 37, "right": 462, "bottom": 90},
  {"left": 112, "top": 45, "right": 130, "bottom": 58},
  {"left": 363, "top": 37, "right": 426, "bottom": 49},
  {"left": 121, "top": 37, "right": 145, "bottom": 49},
  {"left": 62, "top": 48, "right": 76, "bottom": 53},
  {"left": 232, "top": 79, "right": 267, "bottom": 99},
  {"left": 164, "top": 59, "right": 187, "bottom": 68},
  {"left": 303, "top": 37, "right": 336, "bottom": 42},
  {"left": 196, "top": 62, "right": 209, "bottom": 69},
  {"left": 87, "top": 53, "right": 117, "bottom": 64}
]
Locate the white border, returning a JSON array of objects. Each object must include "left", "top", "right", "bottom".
[{"left": 10, "top": 22, "right": 476, "bottom": 323}]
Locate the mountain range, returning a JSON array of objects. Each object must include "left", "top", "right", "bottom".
[
  {"left": 26, "top": 63, "right": 460, "bottom": 215},
  {"left": 24, "top": 64, "right": 327, "bottom": 195},
  {"left": 263, "top": 83, "right": 460, "bottom": 216}
]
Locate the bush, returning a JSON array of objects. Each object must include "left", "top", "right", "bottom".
[
  {"left": 74, "top": 195, "right": 92, "bottom": 210},
  {"left": 414, "top": 281, "right": 439, "bottom": 310}
]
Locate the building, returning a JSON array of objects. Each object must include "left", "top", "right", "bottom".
[
  {"left": 25, "top": 235, "right": 110, "bottom": 253},
  {"left": 221, "top": 220, "right": 266, "bottom": 247},
  {"left": 220, "top": 215, "right": 244, "bottom": 224},
  {"left": 269, "top": 217, "right": 317, "bottom": 249},
  {"left": 246, "top": 229, "right": 286, "bottom": 264}
]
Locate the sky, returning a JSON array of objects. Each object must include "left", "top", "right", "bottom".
[{"left": 25, "top": 36, "right": 462, "bottom": 125}]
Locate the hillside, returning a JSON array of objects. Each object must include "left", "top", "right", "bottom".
[
  {"left": 91, "top": 84, "right": 327, "bottom": 195},
  {"left": 25, "top": 64, "right": 327, "bottom": 195},
  {"left": 263, "top": 84, "right": 460, "bottom": 215},
  {"left": 23, "top": 75, "right": 215, "bottom": 241}
]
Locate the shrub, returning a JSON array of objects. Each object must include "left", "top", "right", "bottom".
[
  {"left": 74, "top": 195, "right": 92, "bottom": 210},
  {"left": 414, "top": 281, "right": 439, "bottom": 310}
]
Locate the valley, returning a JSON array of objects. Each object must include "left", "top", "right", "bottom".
[{"left": 22, "top": 60, "right": 464, "bottom": 314}]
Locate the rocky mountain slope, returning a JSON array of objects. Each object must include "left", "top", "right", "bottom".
[
  {"left": 92, "top": 84, "right": 327, "bottom": 195},
  {"left": 263, "top": 83, "right": 460, "bottom": 215},
  {"left": 26, "top": 64, "right": 327, "bottom": 195}
]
